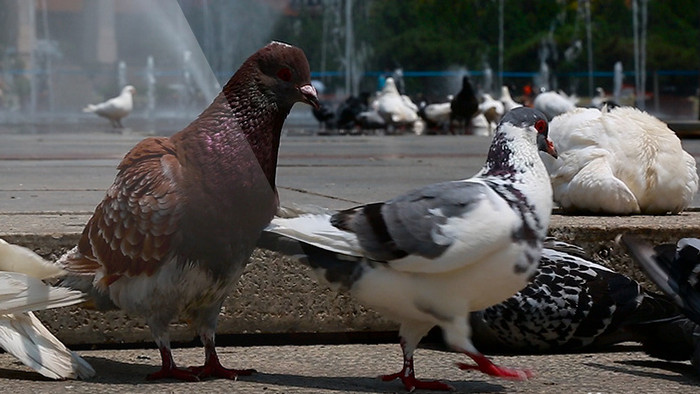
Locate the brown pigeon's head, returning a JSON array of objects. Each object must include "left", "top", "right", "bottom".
[{"left": 228, "top": 41, "right": 319, "bottom": 113}]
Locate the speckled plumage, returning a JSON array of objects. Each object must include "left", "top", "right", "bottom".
[
  {"left": 58, "top": 42, "right": 319, "bottom": 381},
  {"left": 471, "top": 239, "right": 687, "bottom": 354}
]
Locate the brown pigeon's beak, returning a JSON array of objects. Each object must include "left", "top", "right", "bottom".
[{"left": 299, "top": 84, "right": 320, "bottom": 109}]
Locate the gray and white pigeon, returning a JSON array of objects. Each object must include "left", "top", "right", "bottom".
[
  {"left": 40, "top": 41, "right": 318, "bottom": 381},
  {"left": 0, "top": 238, "right": 95, "bottom": 380},
  {"left": 260, "top": 107, "right": 558, "bottom": 391},
  {"left": 621, "top": 235, "right": 700, "bottom": 370},
  {"left": 83, "top": 85, "right": 136, "bottom": 128},
  {"left": 471, "top": 238, "right": 690, "bottom": 357}
]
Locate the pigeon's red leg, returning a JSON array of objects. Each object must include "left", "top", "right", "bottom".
[
  {"left": 456, "top": 352, "right": 533, "bottom": 380},
  {"left": 188, "top": 332, "right": 256, "bottom": 379},
  {"left": 380, "top": 337, "right": 454, "bottom": 391},
  {"left": 146, "top": 346, "right": 200, "bottom": 382}
]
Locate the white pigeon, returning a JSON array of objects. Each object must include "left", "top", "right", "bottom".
[
  {"left": 478, "top": 93, "right": 505, "bottom": 125},
  {"left": 499, "top": 86, "right": 522, "bottom": 112},
  {"left": 543, "top": 106, "right": 699, "bottom": 214},
  {"left": 375, "top": 77, "right": 418, "bottom": 128},
  {"left": 83, "top": 85, "right": 136, "bottom": 128},
  {"left": 0, "top": 238, "right": 95, "bottom": 380},
  {"left": 533, "top": 90, "right": 577, "bottom": 120},
  {"left": 260, "top": 107, "right": 558, "bottom": 391}
]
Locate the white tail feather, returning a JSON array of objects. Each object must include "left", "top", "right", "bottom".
[
  {"left": 266, "top": 214, "right": 362, "bottom": 257},
  {"left": 0, "top": 238, "right": 66, "bottom": 279},
  {"left": 0, "top": 312, "right": 95, "bottom": 380}
]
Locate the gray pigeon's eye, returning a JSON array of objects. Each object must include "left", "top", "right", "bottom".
[{"left": 535, "top": 119, "right": 547, "bottom": 134}]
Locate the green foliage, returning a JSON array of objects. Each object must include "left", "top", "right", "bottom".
[{"left": 271, "top": 0, "right": 699, "bottom": 75}]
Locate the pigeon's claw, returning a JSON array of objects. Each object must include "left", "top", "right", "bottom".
[
  {"left": 146, "top": 366, "right": 200, "bottom": 382},
  {"left": 457, "top": 353, "right": 534, "bottom": 380},
  {"left": 188, "top": 353, "right": 256, "bottom": 380}
]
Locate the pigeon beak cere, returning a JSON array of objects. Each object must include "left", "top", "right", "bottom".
[{"left": 299, "top": 84, "right": 320, "bottom": 110}]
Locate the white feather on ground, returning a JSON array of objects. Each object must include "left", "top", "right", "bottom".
[
  {"left": 542, "top": 106, "right": 699, "bottom": 214},
  {"left": 83, "top": 85, "right": 135, "bottom": 128},
  {"left": 0, "top": 239, "right": 95, "bottom": 380}
]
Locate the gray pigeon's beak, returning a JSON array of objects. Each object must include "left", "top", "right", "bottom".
[
  {"left": 538, "top": 134, "right": 559, "bottom": 159},
  {"left": 299, "top": 84, "right": 320, "bottom": 110}
]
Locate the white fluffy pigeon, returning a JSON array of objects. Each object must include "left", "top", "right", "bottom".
[
  {"left": 375, "top": 77, "right": 418, "bottom": 128},
  {"left": 0, "top": 238, "right": 95, "bottom": 380},
  {"left": 542, "top": 106, "right": 699, "bottom": 214},
  {"left": 260, "top": 107, "right": 558, "bottom": 391},
  {"left": 83, "top": 85, "right": 136, "bottom": 128}
]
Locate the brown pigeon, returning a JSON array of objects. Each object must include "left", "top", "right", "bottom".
[{"left": 58, "top": 41, "right": 319, "bottom": 381}]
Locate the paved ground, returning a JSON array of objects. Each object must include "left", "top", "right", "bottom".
[
  {"left": 0, "top": 343, "right": 699, "bottom": 393},
  {"left": 1, "top": 120, "right": 700, "bottom": 392}
]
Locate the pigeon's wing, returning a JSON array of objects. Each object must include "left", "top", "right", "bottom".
[
  {"left": 332, "top": 180, "right": 520, "bottom": 273},
  {"left": 0, "top": 311, "right": 95, "bottom": 380},
  {"left": 62, "top": 137, "right": 185, "bottom": 287},
  {"left": 0, "top": 272, "right": 86, "bottom": 315}
]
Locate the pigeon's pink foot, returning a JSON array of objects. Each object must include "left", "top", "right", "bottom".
[
  {"left": 381, "top": 370, "right": 454, "bottom": 391},
  {"left": 457, "top": 352, "right": 533, "bottom": 380},
  {"left": 189, "top": 353, "right": 256, "bottom": 380}
]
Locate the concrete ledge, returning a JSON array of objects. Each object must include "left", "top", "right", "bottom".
[{"left": 3, "top": 211, "right": 700, "bottom": 347}]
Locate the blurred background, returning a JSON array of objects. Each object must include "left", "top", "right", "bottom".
[{"left": 0, "top": 0, "right": 697, "bottom": 131}]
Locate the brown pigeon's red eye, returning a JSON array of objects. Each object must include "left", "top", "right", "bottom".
[
  {"left": 277, "top": 67, "right": 292, "bottom": 82},
  {"left": 535, "top": 119, "right": 547, "bottom": 134}
]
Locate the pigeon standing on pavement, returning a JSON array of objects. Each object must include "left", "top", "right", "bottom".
[
  {"left": 83, "top": 85, "right": 136, "bottom": 128},
  {"left": 46, "top": 42, "right": 318, "bottom": 381},
  {"left": 260, "top": 107, "right": 558, "bottom": 391},
  {"left": 0, "top": 238, "right": 95, "bottom": 380},
  {"left": 471, "top": 238, "right": 690, "bottom": 357}
]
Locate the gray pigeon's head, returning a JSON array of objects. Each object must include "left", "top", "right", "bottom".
[{"left": 500, "top": 107, "right": 558, "bottom": 158}]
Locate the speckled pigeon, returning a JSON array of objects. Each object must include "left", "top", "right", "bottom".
[
  {"left": 260, "top": 107, "right": 558, "bottom": 391},
  {"left": 471, "top": 238, "right": 692, "bottom": 358}
]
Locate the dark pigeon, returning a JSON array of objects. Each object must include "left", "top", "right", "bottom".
[
  {"left": 621, "top": 235, "right": 700, "bottom": 370},
  {"left": 450, "top": 76, "right": 479, "bottom": 134},
  {"left": 55, "top": 41, "right": 319, "bottom": 382}
]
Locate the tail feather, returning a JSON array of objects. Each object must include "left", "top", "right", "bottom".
[
  {"left": 265, "top": 214, "right": 362, "bottom": 257},
  {"left": 0, "top": 272, "right": 86, "bottom": 315},
  {"left": 0, "top": 312, "right": 95, "bottom": 380},
  {"left": 0, "top": 238, "right": 66, "bottom": 279},
  {"left": 260, "top": 214, "right": 367, "bottom": 292}
]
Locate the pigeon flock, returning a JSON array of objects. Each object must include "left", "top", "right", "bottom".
[{"left": 0, "top": 40, "right": 698, "bottom": 391}]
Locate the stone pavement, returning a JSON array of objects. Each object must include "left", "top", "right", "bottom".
[
  {"left": 1, "top": 122, "right": 700, "bottom": 391},
  {"left": 0, "top": 343, "right": 699, "bottom": 393}
]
